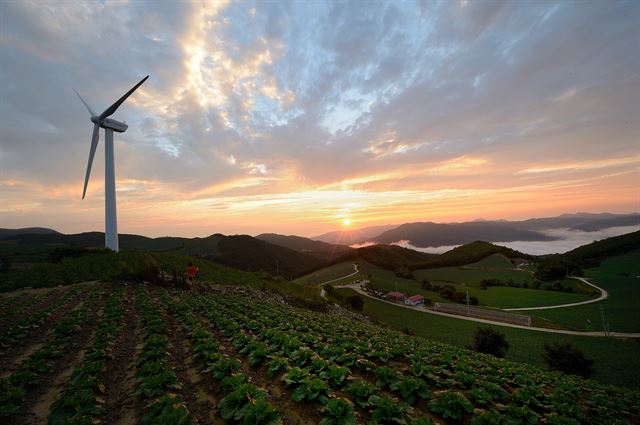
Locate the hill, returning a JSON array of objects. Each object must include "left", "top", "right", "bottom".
[
  {"left": 256, "top": 233, "right": 353, "bottom": 260},
  {"left": 535, "top": 230, "right": 640, "bottom": 280},
  {"left": 207, "top": 235, "right": 324, "bottom": 278},
  {"left": 1, "top": 231, "right": 326, "bottom": 278},
  {"left": 372, "top": 222, "right": 553, "bottom": 247},
  {"left": 412, "top": 241, "right": 532, "bottom": 270},
  {"left": 0, "top": 227, "right": 60, "bottom": 239},
  {"left": 349, "top": 244, "right": 436, "bottom": 270}
]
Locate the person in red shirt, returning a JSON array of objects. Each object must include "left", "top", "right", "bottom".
[{"left": 186, "top": 262, "right": 199, "bottom": 284}]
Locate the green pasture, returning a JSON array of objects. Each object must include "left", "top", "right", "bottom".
[
  {"left": 530, "top": 250, "right": 640, "bottom": 332},
  {"left": 294, "top": 261, "right": 357, "bottom": 286},
  {"left": 362, "top": 261, "right": 591, "bottom": 309},
  {"left": 413, "top": 264, "right": 535, "bottom": 288},
  {"left": 336, "top": 288, "right": 640, "bottom": 390}
]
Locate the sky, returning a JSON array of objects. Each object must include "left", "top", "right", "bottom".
[{"left": 1, "top": 0, "right": 639, "bottom": 238}]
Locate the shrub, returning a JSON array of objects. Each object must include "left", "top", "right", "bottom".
[
  {"left": 542, "top": 343, "right": 593, "bottom": 377},
  {"left": 472, "top": 328, "right": 509, "bottom": 358},
  {"left": 421, "top": 279, "right": 432, "bottom": 290},
  {"left": 346, "top": 295, "right": 364, "bottom": 311}
]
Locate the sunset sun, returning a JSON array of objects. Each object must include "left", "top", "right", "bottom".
[{"left": 342, "top": 218, "right": 352, "bottom": 227}]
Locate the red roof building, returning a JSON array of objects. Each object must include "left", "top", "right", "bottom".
[
  {"left": 386, "top": 291, "right": 406, "bottom": 302},
  {"left": 405, "top": 295, "right": 425, "bottom": 306}
]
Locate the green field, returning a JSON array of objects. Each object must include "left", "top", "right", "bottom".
[
  {"left": 361, "top": 261, "right": 591, "bottom": 309},
  {"left": 529, "top": 250, "right": 640, "bottom": 332},
  {"left": 336, "top": 287, "right": 640, "bottom": 389},
  {"left": 413, "top": 256, "right": 536, "bottom": 287},
  {"left": 294, "top": 261, "right": 357, "bottom": 286}
]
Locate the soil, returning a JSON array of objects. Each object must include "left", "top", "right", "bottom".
[
  {"left": 13, "top": 289, "right": 107, "bottom": 425},
  {"left": 0, "top": 289, "right": 89, "bottom": 375},
  {"left": 103, "top": 283, "right": 142, "bottom": 425},
  {"left": 149, "top": 287, "right": 224, "bottom": 425}
]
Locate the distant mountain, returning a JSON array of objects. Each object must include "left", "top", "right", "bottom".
[
  {"left": 256, "top": 233, "right": 353, "bottom": 261},
  {"left": 498, "top": 213, "right": 640, "bottom": 232},
  {"left": 371, "top": 222, "right": 554, "bottom": 248},
  {"left": 312, "top": 224, "right": 398, "bottom": 245},
  {"left": 569, "top": 215, "right": 640, "bottom": 232},
  {"left": 0, "top": 227, "right": 60, "bottom": 240}
]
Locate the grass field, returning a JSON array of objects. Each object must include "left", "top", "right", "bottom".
[
  {"left": 294, "top": 261, "right": 357, "bottom": 286},
  {"left": 529, "top": 250, "right": 640, "bottom": 332},
  {"left": 336, "top": 287, "right": 640, "bottom": 390},
  {"left": 361, "top": 261, "right": 591, "bottom": 309},
  {"left": 413, "top": 261, "right": 536, "bottom": 288}
]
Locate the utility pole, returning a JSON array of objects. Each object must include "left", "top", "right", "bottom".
[
  {"left": 600, "top": 305, "right": 607, "bottom": 336},
  {"left": 466, "top": 289, "right": 470, "bottom": 316}
]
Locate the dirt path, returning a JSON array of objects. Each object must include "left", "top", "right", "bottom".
[
  {"left": 104, "top": 284, "right": 141, "bottom": 425},
  {"left": 319, "top": 263, "right": 359, "bottom": 299},
  {"left": 150, "top": 289, "right": 222, "bottom": 425}
]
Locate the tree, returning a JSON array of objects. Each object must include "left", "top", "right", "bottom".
[
  {"left": 542, "top": 343, "right": 594, "bottom": 377},
  {"left": 472, "top": 327, "right": 509, "bottom": 358},
  {"left": 420, "top": 279, "right": 432, "bottom": 290},
  {"left": 347, "top": 295, "right": 364, "bottom": 311}
]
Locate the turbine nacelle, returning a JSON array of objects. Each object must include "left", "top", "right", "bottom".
[{"left": 101, "top": 118, "right": 128, "bottom": 133}]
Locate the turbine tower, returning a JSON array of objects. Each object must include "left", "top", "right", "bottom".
[{"left": 74, "top": 75, "right": 149, "bottom": 252}]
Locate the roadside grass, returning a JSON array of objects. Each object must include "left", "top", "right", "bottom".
[
  {"left": 294, "top": 261, "right": 357, "bottom": 286},
  {"left": 413, "top": 264, "right": 536, "bottom": 287},
  {"left": 529, "top": 250, "right": 640, "bottom": 332},
  {"left": 335, "top": 287, "right": 640, "bottom": 390},
  {"left": 362, "top": 261, "right": 591, "bottom": 309}
]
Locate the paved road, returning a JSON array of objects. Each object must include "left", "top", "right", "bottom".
[
  {"left": 338, "top": 283, "right": 640, "bottom": 339},
  {"left": 318, "top": 264, "right": 359, "bottom": 299},
  {"left": 505, "top": 277, "right": 609, "bottom": 311}
]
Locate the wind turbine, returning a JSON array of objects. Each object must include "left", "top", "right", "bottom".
[{"left": 74, "top": 75, "right": 149, "bottom": 252}]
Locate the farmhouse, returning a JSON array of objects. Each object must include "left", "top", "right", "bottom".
[
  {"left": 385, "top": 291, "right": 406, "bottom": 303},
  {"left": 405, "top": 295, "right": 425, "bottom": 306}
]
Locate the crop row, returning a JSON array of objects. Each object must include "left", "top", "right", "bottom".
[
  {"left": 0, "top": 287, "right": 81, "bottom": 351},
  {"left": 135, "top": 287, "right": 192, "bottom": 424},
  {"left": 0, "top": 287, "right": 102, "bottom": 418},
  {"left": 182, "top": 291, "right": 639, "bottom": 424},
  {"left": 0, "top": 289, "right": 52, "bottom": 322},
  {"left": 156, "top": 288, "right": 282, "bottom": 425},
  {"left": 184, "top": 292, "right": 435, "bottom": 424},
  {"left": 47, "top": 287, "right": 127, "bottom": 424}
]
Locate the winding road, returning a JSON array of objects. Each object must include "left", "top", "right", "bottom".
[
  {"left": 318, "top": 264, "right": 359, "bottom": 299},
  {"left": 505, "top": 277, "right": 608, "bottom": 311},
  {"left": 316, "top": 265, "right": 638, "bottom": 338}
]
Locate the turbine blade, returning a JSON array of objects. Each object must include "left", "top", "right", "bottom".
[
  {"left": 82, "top": 123, "right": 100, "bottom": 199},
  {"left": 98, "top": 75, "right": 149, "bottom": 120},
  {"left": 73, "top": 88, "right": 97, "bottom": 117}
]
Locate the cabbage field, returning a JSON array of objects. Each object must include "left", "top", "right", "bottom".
[{"left": 1, "top": 282, "right": 638, "bottom": 424}]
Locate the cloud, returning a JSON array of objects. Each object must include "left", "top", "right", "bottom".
[{"left": 1, "top": 1, "right": 639, "bottom": 236}]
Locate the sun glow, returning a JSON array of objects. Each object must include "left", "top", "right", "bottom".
[{"left": 342, "top": 218, "right": 352, "bottom": 227}]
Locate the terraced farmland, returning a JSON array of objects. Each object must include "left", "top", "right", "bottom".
[{"left": 1, "top": 282, "right": 638, "bottom": 424}]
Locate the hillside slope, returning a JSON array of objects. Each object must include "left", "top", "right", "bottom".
[{"left": 256, "top": 233, "right": 353, "bottom": 260}]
